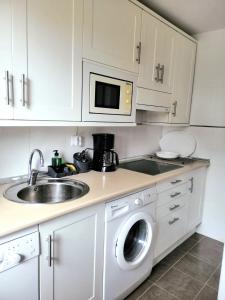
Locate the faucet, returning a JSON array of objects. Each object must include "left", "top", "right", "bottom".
[{"left": 28, "top": 149, "right": 44, "bottom": 186}]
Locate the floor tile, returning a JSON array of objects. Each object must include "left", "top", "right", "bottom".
[
  {"left": 139, "top": 284, "right": 178, "bottom": 300},
  {"left": 174, "top": 254, "right": 216, "bottom": 283},
  {"left": 191, "top": 233, "right": 205, "bottom": 241},
  {"left": 149, "top": 262, "right": 171, "bottom": 282},
  {"left": 161, "top": 248, "right": 185, "bottom": 267},
  {"left": 195, "top": 285, "right": 218, "bottom": 300},
  {"left": 189, "top": 237, "right": 223, "bottom": 267},
  {"left": 176, "top": 237, "right": 198, "bottom": 253},
  {"left": 207, "top": 265, "right": 222, "bottom": 290},
  {"left": 125, "top": 279, "right": 153, "bottom": 300},
  {"left": 157, "top": 267, "right": 204, "bottom": 300}
]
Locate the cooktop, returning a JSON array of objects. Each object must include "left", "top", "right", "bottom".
[{"left": 119, "top": 159, "right": 182, "bottom": 176}]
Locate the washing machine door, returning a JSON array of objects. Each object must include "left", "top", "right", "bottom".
[{"left": 115, "top": 212, "right": 154, "bottom": 270}]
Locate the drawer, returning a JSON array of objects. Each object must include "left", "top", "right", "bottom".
[
  {"left": 156, "top": 195, "right": 187, "bottom": 220},
  {"left": 157, "top": 183, "right": 187, "bottom": 207},
  {"left": 154, "top": 206, "right": 187, "bottom": 258},
  {"left": 157, "top": 175, "right": 187, "bottom": 193}
]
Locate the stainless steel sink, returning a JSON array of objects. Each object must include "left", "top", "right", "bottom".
[{"left": 4, "top": 178, "right": 90, "bottom": 204}]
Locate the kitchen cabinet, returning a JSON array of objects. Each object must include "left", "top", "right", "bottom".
[
  {"left": 137, "top": 11, "right": 174, "bottom": 95},
  {"left": 0, "top": 0, "right": 14, "bottom": 119},
  {"left": 186, "top": 167, "right": 207, "bottom": 232},
  {"left": 39, "top": 204, "right": 105, "bottom": 300},
  {"left": 83, "top": 0, "right": 142, "bottom": 73},
  {"left": 154, "top": 167, "right": 207, "bottom": 260},
  {"left": 154, "top": 181, "right": 188, "bottom": 258},
  {"left": 169, "top": 33, "right": 196, "bottom": 124},
  {"left": 0, "top": 0, "right": 82, "bottom": 122}
]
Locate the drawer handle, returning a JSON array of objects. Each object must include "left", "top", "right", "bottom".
[
  {"left": 169, "top": 204, "right": 180, "bottom": 211},
  {"left": 171, "top": 179, "right": 182, "bottom": 185},
  {"left": 170, "top": 192, "right": 181, "bottom": 198},
  {"left": 169, "top": 217, "right": 180, "bottom": 225}
]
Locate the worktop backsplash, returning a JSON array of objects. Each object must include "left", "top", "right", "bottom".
[{"left": 0, "top": 125, "right": 162, "bottom": 179}]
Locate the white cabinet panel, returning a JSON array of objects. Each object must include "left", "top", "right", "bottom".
[
  {"left": 0, "top": 0, "right": 13, "bottom": 119},
  {"left": 40, "top": 204, "right": 104, "bottom": 300},
  {"left": 14, "top": 0, "right": 82, "bottom": 121},
  {"left": 83, "top": 0, "right": 141, "bottom": 73},
  {"left": 186, "top": 167, "right": 207, "bottom": 232},
  {"left": 170, "top": 34, "right": 196, "bottom": 124},
  {"left": 137, "top": 11, "right": 174, "bottom": 97}
]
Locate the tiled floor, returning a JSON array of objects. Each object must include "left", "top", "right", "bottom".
[{"left": 126, "top": 233, "right": 223, "bottom": 300}]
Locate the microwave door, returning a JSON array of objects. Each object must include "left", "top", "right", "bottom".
[{"left": 95, "top": 81, "right": 120, "bottom": 110}]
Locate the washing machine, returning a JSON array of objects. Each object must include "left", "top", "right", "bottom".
[{"left": 103, "top": 187, "right": 157, "bottom": 300}]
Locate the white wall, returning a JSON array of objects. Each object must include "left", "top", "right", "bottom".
[{"left": 0, "top": 125, "right": 162, "bottom": 179}]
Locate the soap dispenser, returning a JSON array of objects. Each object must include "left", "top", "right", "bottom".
[{"left": 52, "top": 150, "right": 62, "bottom": 167}]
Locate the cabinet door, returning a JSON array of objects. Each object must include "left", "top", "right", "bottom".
[
  {"left": 14, "top": 0, "right": 82, "bottom": 121},
  {"left": 0, "top": 0, "right": 13, "bottom": 119},
  {"left": 83, "top": 0, "right": 141, "bottom": 73},
  {"left": 39, "top": 204, "right": 104, "bottom": 300},
  {"left": 137, "top": 11, "right": 174, "bottom": 94},
  {"left": 186, "top": 168, "right": 207, "bottom": 232},
  {"left": 170, "top": 34, "right": 196, "bottom": 124}
]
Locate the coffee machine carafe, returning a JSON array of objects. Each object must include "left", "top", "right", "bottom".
[{"left": 92, "top": 133, "right": 119, "bottom": 172}]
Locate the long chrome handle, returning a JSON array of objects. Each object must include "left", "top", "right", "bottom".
[
  {"left": 159, "top": 64, "right": 165, "bottom": 83},
  {"left": 169, "top": 217, "right": 180, "bottom": 225},
  {"left": 46, "top": 235, "right": 52, "bottom": 267},
  {"left": 170, "top": 192, "right": 181, "bottom": 198},
  {"left": 169, "top": 204, "right": 180, "bottom": 211},
  {"left": 4, "top": 71, "right": 10, "bottom": 105},
  {"left": 189, "top": 177, "right": 194, "bottom": 193},
  {"left": 136, "top": 42, "right": 141, "bottom": 64},
  {"left": 172, "top": 101, "right": 178, "bottom": 117},
  {"left": 171, "top": 179, "right": 182, "bottom": 185},
  {"left": 155, "top": 63, "right": 160, "bottom": 82},
  {"left": 20, "top": 74, "right": 26, "bottom": 107}
]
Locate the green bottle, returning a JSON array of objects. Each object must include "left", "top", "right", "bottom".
[{"left": 52, "top": 150, "right": 62, "bottom": 167}]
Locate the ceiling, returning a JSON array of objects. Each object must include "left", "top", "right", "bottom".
[{"left": 138, "top": 0, "right": 225, "bottom": 35}]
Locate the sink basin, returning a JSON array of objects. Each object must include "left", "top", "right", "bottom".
[{"left": 4, "top": 178, "right": 90, "bottom": 204}]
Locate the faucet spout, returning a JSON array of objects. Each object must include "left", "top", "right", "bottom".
[{"left": 28, "top": 149, "right": 44, "bottom": 186}]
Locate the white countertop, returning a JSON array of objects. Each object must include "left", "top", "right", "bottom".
[{"left": 0, "top": 160, "right": 209, "bottom": 238}]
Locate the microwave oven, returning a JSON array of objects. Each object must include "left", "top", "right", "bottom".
[{"left": 82, "top": 61, "right": 137, "bottom": 122}]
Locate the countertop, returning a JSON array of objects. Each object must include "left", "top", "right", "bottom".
[{"left": 0, "top": 160, "right": 209, "bottom": 238}]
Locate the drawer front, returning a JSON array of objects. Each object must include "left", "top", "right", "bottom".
[
  {"left": 157, "top": 175, "right": 187, "bottom": 193},
  {"left": 157, "top": 194, "right": 187, "bottom": 220},
  {"left": 157, "top": 183, "right": 187, "bottom": 207},
  {"left": 154, "top": 206, "right": 187, "bottom": 258}
]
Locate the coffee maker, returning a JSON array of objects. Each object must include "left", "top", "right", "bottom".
[{"left": 92, "top": 133, "right": 119, "bottom": 172}]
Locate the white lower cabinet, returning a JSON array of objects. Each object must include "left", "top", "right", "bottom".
[
  {"left": 154, "top": 166, "right": 207, "bottom": 259},
  {"left": 39, "top": 204, "right": 105, "bottom": 300},
  {"left": 186, "top": 167, "right": 207, "bottom": 232}
]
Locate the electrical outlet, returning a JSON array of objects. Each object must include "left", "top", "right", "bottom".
[{"left": 71, "top": 135, "right": 79, "bottom": 146}]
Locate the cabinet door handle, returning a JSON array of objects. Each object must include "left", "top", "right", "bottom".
[
  {"left": 20, "top": 74, "right": 26, "bottom": 107},
  {"left": 170, "top": 192, "right": 181, "bottom": 198},
  {"left": 159, "top": 64, "right": 165, "bottom": 83},
  {"left": 169, "top": 204, "right": 180, "bottom": 211},
  {"left": 46, "top": 235, "right": 53, "bottom": 267},
  {"left": 171, "top": 179, "right": 182, "bottom": 185},
  {"left": 136, "top": 42, "right": 141, "bottom": 64},
  {"left": 4, "top": 71, "right": 10, "bottom": 105},
  {"left": 189, "top": 177, "right": 194, "bottom": 193},
  {"left": 169, "top": 217, "right": 179, "bottom": 225},
  {"left": 155, "top": 63, "right": 160, "bottom": 82},
  {"left": 172, "top": 101, "right": 178, "bottom": 117}
]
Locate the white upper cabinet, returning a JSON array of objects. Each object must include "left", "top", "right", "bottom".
[
  {"left": 83, "top": 0, "right": 142, "bottom": 73},
  {"left": 12, "top": 0, "right": 82, "bottom": 121},
  {"left": 138, "top": 11, "right": 174, "bottom": 94},
  {"left": 0, "top": 0, "right": 13, "bottom": 119},
  {"left": 170, "top": 33, "right": 196, "bottom": 124}
]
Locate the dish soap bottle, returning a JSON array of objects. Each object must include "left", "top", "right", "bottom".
[{"left": 52, "top": 150, "right": 62, "bottom": 167}]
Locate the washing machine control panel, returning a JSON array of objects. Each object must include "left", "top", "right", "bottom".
[{"left": 106, "top": 187, "right": 157, "bottom": 221}]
